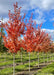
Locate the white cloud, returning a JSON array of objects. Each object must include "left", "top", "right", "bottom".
[
  {"left": 30, "top": 0, "right": 54, "bottom": 10},
  {"left": 3, "top": 18, "right": 9, "bottom": 23},
  {"left": 33, "top": 9, "right": 46, "bottom": 24},
  {"left": 42, "top": 28, "right": 54, "bottom": 41},
  {"left": 0, "top": 0, "right": 54, "bottom": 24},
  {"left": 50, "top": 18, "right": 54, "bottom": 21},
  {"left": 41, "top": 0, "right": 54, "bottom": 10},
  {"left": 0, "top": 0, "right": 54, "bottom": 15},
  {"left": 0, "top": 18, "right": 9, "bottom": 23},
  {"left": 34, "top": 19, "right": 46, "bottom": 24},
  {"left": 42, "top": 29, "right": 54, "bottom": 33}
]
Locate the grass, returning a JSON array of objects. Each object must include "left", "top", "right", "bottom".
[
  {"left": 0, "top": 52, "right": 54, "bottom": 75},
  {"left": 35, "top": 62, "right": 54, "bottom": 75}
]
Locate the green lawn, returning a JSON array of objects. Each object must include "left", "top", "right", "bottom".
[
  {"left": 34, "top": 62, "right": 54, "bottom": 75},
  {"left": 0, "top": 52, "right": 54, "bottom": 75}
]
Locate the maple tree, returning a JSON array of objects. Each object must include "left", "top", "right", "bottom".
[
  {"left": 2, "top": 2, "right": 25, "bottom": 53},
  {"left": 36, "top": 28, "right": 52, "bottom": 66},
  {"left": 2, "top": 2, "right": 25, "bottom": 75},
  {"left": 1, "top": 1, "right": 52, "bottom": 74},
  {"left": 34, "top": 27, "right": 52, "bottom": 65},
  {"left": 21, "top": 15, "right": 35, "bottom": 52},
  {"left": 21, "top": 15, "right": 52, "bottom": 70},
  {"left": 21, "top": 15, "right": 35, "bottom": 72}
]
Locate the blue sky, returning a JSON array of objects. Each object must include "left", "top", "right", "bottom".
[{"left": 0, "top": 0, "right": 54, "bottom": 41}]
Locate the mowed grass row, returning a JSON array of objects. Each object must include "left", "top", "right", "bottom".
[
  {"left": 0, "top": 52, "right": 38, "bottom": 66},
  {"left": 0, "top": 52, "right": 54, "bottom": 75},
  {"left": 34, "top": 62, "right": 54, "bottom": 75},
  {"left": 0, "top": 52, "right": 54, "bottom": 67},
  {"left": 0, "top": 57, "right": 53, "bottom": 75}
]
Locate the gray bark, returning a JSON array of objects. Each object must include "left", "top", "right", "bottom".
[
  {"left": 29, "top": 52, "right": 30, "bottom": 73},
  {"left": 38, "top": 52, "right": 39, "bottom": 68},
  {"left": 43, "top": 52, "right": 45, "bottom": 64},
  {"left": 47, "top": 53, "right": 48, "bottom": 63},
  {"left": 21, "top": 52, "right": 22, "bottom": 64},
  {"left": 13, "top": 53, "right": 15, "bottom": 75}
]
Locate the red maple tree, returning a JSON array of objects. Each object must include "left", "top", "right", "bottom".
[
  {"left": 2, "top": 2, "right": 25, "bottom": 53},
  {"left": 21, "top": 14, "right": 36, "bottom": 52}
]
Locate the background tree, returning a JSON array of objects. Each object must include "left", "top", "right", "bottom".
[
  {"left": 34, "top": 28, "right": 52, "bottom": 66},
  {"left": 21, "top": 14, "right": 37, "bottom": 73},
  {"left": 0, "top": 18, "right": 7, "bottom": 55}
]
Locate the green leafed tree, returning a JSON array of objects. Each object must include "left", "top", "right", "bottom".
[{"left": 0, "top": 18, "right": 7, "bottom": 53}]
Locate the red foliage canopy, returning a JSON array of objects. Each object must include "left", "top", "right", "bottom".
[
  {"left": 2, "top": 2, "right": 25, "bottom": 53},
  {"left": 2, "top": 2, "right": 52, "bottom": 53},
  {"left": 21, "top": 16, "right": 52, "bottom": 53}
]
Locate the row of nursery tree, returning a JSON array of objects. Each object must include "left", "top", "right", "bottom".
[{"left": 0, "top": 2, "right": 54, "bottom": 75}]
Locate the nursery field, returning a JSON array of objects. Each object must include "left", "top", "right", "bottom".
[
  {"left": 0, "top": 1, "right": 54, "bottom": 75},
  {"left": 0, "top": 52, "right": 54, "bottom": 75}
]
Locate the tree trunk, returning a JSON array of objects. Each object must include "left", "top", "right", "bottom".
[
  {"left": 52, "top": 53, "right": 53, "bottom": 61},
  {"left": 29, "top": 52, "right": 30, "bottom": 73},
  {"left": 43, "top": 52, "right": 45, "bottom": 64},
  {"left": 13, "top": 53, "right": 15, "bottom": 75},
  {"left": 4, "top": 53, "right": 6, "bottom": 62},
  {"left": 47, "top": 52, "right": 48, "bottom": 63},
  {"left": 38, "top": 52, "right": 39, "bottom": 68},
  {"left": 50, "top": 53, "right": 51, "bottom": 62},
  {"left": 21, "top": 52, "right": 22, "bottom": 64}
]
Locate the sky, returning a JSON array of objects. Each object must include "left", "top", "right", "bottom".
[{"left": 0, "top": 0, "right": 54, "bottom": 41}]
